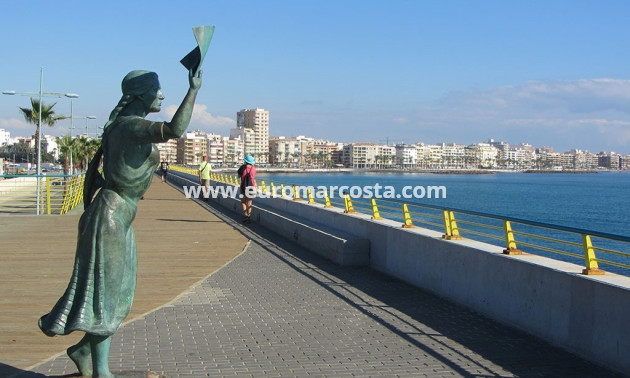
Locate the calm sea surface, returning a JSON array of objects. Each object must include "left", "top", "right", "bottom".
[{"left": 257, "top": 171, "right": 630, "bottom": 275}]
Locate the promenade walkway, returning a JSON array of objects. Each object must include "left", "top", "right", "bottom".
[{"left": 1, "top": 179, "right": 623, "bottom": 377}]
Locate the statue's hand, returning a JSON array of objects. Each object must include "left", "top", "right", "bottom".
[{"left": 189, "top": 69, "right": 202, "bottom": 91}]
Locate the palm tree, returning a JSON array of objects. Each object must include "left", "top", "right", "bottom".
[
  {"left": 85, "top": 139, "right": 101, "bottom": 167},
  {"left": 55, "top": 136, "right": 76, "bottom": 175},
  {"left": 293, "top": 151, "right": 302, "bottom": 168},
  {"left": 71, "top": 137, "right": 101, "bottom": 172},
  {"left": 18, "top": 98, "right": 66, "bottom": 160}
]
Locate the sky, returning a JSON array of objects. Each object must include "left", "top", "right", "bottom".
[{"left": 1, "top": 0, "right": 630, "bottom": 154}]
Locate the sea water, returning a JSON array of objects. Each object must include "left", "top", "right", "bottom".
[{"left": 257, "top": 171, "right": 630, "bottom": 275}]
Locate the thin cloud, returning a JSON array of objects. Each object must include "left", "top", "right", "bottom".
[
  {"left": 0, "top": 118, "right": 31, "bottom": 135},
  {"left": 162, "top": 103, "right": 234, "bottom": 128},
  {"left": 439, "top": 79, "right": 630, "bottom": 114}
]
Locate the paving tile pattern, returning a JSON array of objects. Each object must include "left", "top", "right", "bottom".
[{"left": 19, "top": 203, "right": 624, "bottom": 378}]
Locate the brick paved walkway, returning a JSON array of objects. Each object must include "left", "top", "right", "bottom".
[{"left": 14, "top": 192, "right": 623, "bottom": 378}]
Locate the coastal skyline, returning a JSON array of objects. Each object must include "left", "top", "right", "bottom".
[{"left": 2, "top": 1, "right": 630, "bottom": 154}]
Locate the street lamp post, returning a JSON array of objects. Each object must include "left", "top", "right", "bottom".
[
  {"left": 2, "top": 68, "right": 77, "bottom": 215},
  {"left": 67, "top": 94, "right": 79, "bottom": 174},
  {"left": 85, "top": 116, "right": 97, "bottom": 138}
]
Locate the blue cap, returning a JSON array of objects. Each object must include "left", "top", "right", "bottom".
[{"left": 244, "top": 155, "right": 255, "bottom": 165}]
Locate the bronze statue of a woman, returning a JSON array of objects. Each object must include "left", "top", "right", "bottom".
[{"left": 38, "top": 67, "right": 202, "bottom": 377}]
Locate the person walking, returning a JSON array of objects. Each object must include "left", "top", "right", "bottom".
[
  {"left": 160, "top": 158, "right": 169, "bottom": 183},
  {"left": 198, "top": 154, "right": 212, "bottom": 201},
  {"left": 238, "top": 155, "right": 257, "bottom": 223},
  {"left": 38, "top": 67, "right": 202, "bottom": 378}
]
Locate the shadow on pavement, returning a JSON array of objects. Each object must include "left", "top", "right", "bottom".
[{"left": 197, "top": 194, "right": 623, "bottom": 378}]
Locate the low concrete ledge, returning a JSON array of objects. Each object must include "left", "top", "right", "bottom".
[
  {"left": 212, "top": 193, "right": 370, "bottom": 266},
  {"left": 168, "top": 175, "right": 369, "bottom": 266}
]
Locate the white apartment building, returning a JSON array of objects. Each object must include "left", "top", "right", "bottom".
[
  {"left": 237, "top": 108, "right": 269, "bottom": 164},
  {"left": 177, "top": 131, "right": 208, "bottom": 165},
  {"left": 467, "top": 143, "right": 499, "bottom": 168},
  {"left": 395, "top": 144, "right": 418, "bottom": 168},
  {"left": 269, "top": 136, "right": 304, "bottom": 166},
  {"left": 440, "top": 143, "right": 467, "bottom": 168},
  {"left": 208, "top": 138, "right": 224, "bottom": 166},
  {"left": 230, "top": 126, "right": 255, "bottom": 160},
  {"left": 43, "top": 135, "right": 59, "bottom": 160},
  {"left": 157, "top": 139, "right": 178, "bottom": 162},
  {"left": 0, "top": 129, "right": 10, "bottom": 146},
  {"left": 415, "top": 143, "right": 440, "bottom": 168},
  {"left": 223, "top": 137, "right": 244, "bottom": 166},
  {"left": 342, "top": 143, "right": 395, "bottom": 168}
]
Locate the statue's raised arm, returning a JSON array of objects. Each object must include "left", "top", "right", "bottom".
[{"left": 164, "top": 68, "right": 202, "bottom": 139}]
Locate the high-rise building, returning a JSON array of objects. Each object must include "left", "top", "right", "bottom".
[
  {"left": 237, "top": 108, "right": 269, "bottom": 164},
  {"left": 177, "top": 131, "right": 208, "bottom": 165}
]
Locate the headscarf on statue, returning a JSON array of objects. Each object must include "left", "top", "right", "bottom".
[{"left": 83, "top": 70, "right": 160, "bottom": 208}]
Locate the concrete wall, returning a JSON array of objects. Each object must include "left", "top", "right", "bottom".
[{"left": 170, "top": 174, "right": 630, "bottom": 375}]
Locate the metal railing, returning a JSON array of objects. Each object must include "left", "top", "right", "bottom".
[
  {"left": 196, "top": 169, "right": 630, "bottom": 276},
  {"left": 0, "top": 174, "right": 85, "bottom": 215}
]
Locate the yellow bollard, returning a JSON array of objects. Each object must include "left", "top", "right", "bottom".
[
  {"left": 502, "top": 221, "right": 522, "bottom": 255},
  {"left": 370, "top": 198, "right": 382, "bottom": 220},
  {"left": 442, "top": 210, "right": 463, "bottom": 239},
  {"left": 402, "top": 204, "right": 414, "bottom": 228},
  {"left": 280, "top": 184, "right": 285, "bottom": 198},
  {"left": 307, "top": 188, "right": 315, "bottom": 204},
  {"left": 293, "top": 185, "right": 301, "bottom": 201},
  {"left": 270, "top": 182, "right": 276, "bottom": 197},
  {"left": 46, "top": 177, "right": 52, "bottom": 215},
  {"left": 442, "top": 210, "right": 451, "bottom": 236},
  {"left": 344, "top": 194, "right": 357, "bottom": 214},
  {"left": 582, "top": 234, "right": 605, "bottom": 275},
  {"left": 261, "top": 181, "right": 267, "bottom": 194},
  {"left": 324, "top": 191, "right": 332, "bottom": 208}
]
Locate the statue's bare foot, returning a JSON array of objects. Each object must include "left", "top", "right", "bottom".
[{"left": 67, "top": 345, "right": 92, "bottom": 377}]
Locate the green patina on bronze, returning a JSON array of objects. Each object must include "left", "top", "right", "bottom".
[{"left": 37, "top": 26, "right": 212, "bottom": 377}]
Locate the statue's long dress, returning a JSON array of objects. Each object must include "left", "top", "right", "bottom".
[{"left": 39, "top": 116, "right": 167, "bottom": 336}]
